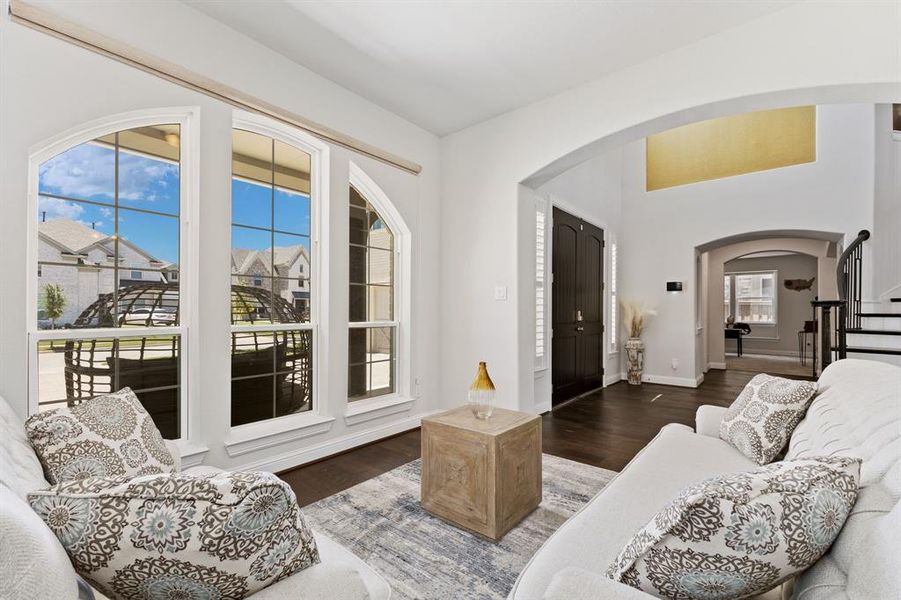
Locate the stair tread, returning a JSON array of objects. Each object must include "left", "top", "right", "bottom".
[
  {"left": 846, "top": 328, "right": 901, "bottom": 335},
  {"left": 857, "top": 312, "right": 901, "bottom": 317},
  {"left": 842, "top": 347, "right": 901, "bottom": 356}
]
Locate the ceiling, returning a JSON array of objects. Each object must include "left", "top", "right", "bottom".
[{"left": 184, "top": 1, "right": 795, "bottom": 136}]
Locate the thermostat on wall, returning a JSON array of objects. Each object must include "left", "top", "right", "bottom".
[{"left": 666, "top": 281, "right": 683, "bottom": 292}]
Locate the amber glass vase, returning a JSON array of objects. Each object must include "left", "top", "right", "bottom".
[{"left": 468, "top": 361, "right": 496, "bottom": 419}]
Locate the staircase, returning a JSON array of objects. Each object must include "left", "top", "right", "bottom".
[
  {"left": 846, "top": 298, "right": 901, "bottom": 365},
  {"left": 811, "top": 231, "right": 901, "bottom": 374}
]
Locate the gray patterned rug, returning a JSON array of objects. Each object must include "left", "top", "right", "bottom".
[{"left": 303, "top": 454, "right": 617, "bottom": 600}]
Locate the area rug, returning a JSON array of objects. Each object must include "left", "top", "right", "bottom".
[{"left": 302, "top": 454, "right": 617, "bottom": 600}]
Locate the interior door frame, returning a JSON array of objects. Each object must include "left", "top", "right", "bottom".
[{"left": 547, "top": 198, "right": 612, "bottom": 405}]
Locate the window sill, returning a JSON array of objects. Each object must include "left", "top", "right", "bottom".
[
  {"left": 224, "top": 413, "right": 335, "bottom": 457},
  {"left": 344, "top": 395, "right": 415, "bottom": 426},
  {"left": 174, "top": 440, "right": 209, "bottom": 469}
]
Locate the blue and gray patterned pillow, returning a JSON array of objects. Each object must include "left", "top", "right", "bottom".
[
  {"left": 607, "top": 456, "right": 860, "bottom": 600},
  {"left": 719, "top": 374, "right": 817, "bottom": 465},
  {"left": 28, "top": 470, "right": 320, "bottom": 599},
  {"left": 25, "top": 388, "right": 177, "bottom": 484}
]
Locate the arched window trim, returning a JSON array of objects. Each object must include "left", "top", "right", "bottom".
[
  {"left": 347, "top": 161, "right": 414, "bottom": 410},
  {"left": 26, "top": 107, "right": 201, "bottom": 455},
  {"left": 225, "top": 111, "right": 335, "bottom": 450}
]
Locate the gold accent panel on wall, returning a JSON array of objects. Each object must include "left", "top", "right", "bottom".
[{"left": 646, "top": 106, "right": 816, "bottom": 191}]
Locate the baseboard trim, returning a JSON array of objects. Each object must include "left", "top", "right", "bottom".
[
  {"left": 604, "top": 372, "right": 622, "bottom": 386},
  {"left": 730, "top": 350, "right": 801, "bottom": 358},
  {"left": 620, "top": 372, "right": 701, "bottom": 388},
  {"left": 234, "top": 410, "right": 443, "bottom": 473},
  {"left": 708, "top": 362, "right": 727, "bottom": 370}
]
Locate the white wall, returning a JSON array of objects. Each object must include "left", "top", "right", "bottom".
[
  {"left": 531, "top": 150, "right": 623, "bottom": 411},
  {"left": 872, "top": 104, "right": 901, "bottom": 300},
  {"left": 441, "top": 1, "right": 899, "bottom": 411},
  {"left": 723, "top": 254, "right": 818, "bottom": 356},
  {"left": 618, "top": 104, "right": 874, "bottom": 385},
  {"left": 0, "top": 11, "right": 443, "bottom": 472}
]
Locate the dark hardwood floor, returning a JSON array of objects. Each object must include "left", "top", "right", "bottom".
[{"left": 280, "top": 369, "right": 756, "bottom": 506}]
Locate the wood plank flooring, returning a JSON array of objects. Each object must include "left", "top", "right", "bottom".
[{"left": 280, "top": 369, "right": 756, "bottom": 506}]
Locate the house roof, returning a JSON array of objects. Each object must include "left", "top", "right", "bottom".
[
  {"left": 231, "top": 245, "right": 309, "bottom": 276},
  {"left": 38, "top": 218, "right": 108, "bottom": 254}
]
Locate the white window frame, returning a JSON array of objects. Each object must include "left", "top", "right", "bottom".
[
  {"left": 609, "top": 237, "right": 618, "bottom": 355},
  {"left": 345, "top": 162, "right": 413, "bottom": 422},
  {"left": 724, "top": 269, "right": 779, "bottom": 326},
  {"left": 534, "top": 198, "right": 549, "bottom": 371},
  {"left": 224, "top": 111, "right": 333, "bottom": 456},
  {"left": 26, "top": 107, "right": 200, "bottom": 448}
]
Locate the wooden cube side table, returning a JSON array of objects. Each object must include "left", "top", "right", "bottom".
[{"left": 421, "top": 406, "right": 542, "bottom": 541}]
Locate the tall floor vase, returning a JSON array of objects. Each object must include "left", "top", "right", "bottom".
[{"left": 624, "top": 337, "right": 645, "bottom": 385}]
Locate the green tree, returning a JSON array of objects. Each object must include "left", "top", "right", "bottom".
[{"left": 43, "top": 283, "right": 67, "bottom": 329}]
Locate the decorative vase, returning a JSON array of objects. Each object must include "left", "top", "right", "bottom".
[
  {"left": 624, "top": 337, "right": 645, "bottom": 385},
  {"left": 468, "top": 361, "right": 496, "bottom": 419}
]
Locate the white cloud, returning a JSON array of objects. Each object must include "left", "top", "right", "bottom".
[
  {"left": 38, "top": 195, "right": 85, "bottom": 220},
  {"left": 39, "top": 142, "right": 178, "bottom": 204}
]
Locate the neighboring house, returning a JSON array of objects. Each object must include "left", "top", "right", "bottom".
[
  {"left": 37, "top": 218, "right": 173, "bottom": 327},
  {"left": 231, "top": 244, "right": 311, "bottom": 317}
]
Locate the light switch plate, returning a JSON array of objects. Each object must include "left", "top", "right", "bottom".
[{"left": 494, "top": 286, "right": 508, "bottom": 301}]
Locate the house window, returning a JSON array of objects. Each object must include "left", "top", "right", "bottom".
[
  {"left": 535, "top": 201, "right": 547, "bottom": 369},
  {"left": 724, "top": 271, "right": 777, "bottom": 325},
  {"left": 348, "top": 184, "right": 396, "bottom": 401},
  {"left": 609, "top": 239, "right": 618, "bottom": 353},
  {"left": 31, "top": 120, "right": 185, "bottom": 440},
  {"left": 230, "top": 126, "right": 315, "bottom": 427}
]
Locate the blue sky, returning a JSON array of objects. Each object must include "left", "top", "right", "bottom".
[{"left": 38, "top": 141, "right": 311, "bottom": 265}]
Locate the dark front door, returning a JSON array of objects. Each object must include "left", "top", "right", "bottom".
[{"left": 552, "top": 207, "right": 605, "bottom": 405}]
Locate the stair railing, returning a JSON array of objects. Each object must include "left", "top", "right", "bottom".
[{"left": 812, "top": 229, "right": 870, "bottom": 374}]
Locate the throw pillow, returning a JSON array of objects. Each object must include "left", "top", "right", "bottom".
[
  {"left": 607, "top": 456, "right": 860, "bottom": 600},
  {"left": 719, "top": 374, "right": 817, "bottom": 464},
  {"left": 28, "top": 470, "right": 320, "bottom": 600},
  {"left": 24, "top": 388, "right": 176, "bottom": 484}
]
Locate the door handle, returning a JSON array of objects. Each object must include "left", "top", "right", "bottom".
[{"left": 576, "top": 326, "right": 584, "bottom": 332}]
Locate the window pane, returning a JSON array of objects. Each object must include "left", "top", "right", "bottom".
[
  {"left": 116, "top": 281, "right": 179, "bottom": 328},
  {"left": 349, "top": 206, "right": 368, "bottom": 246},
  {"left": 350, "top": 246, "right": 367, "bottom": 285},
  {"left": 231, "top": 329, "right": 312, "bottom": 427},
  {"left": 39, "top": 141, "right": 115, "bottom": 204},
  {"left": 231, "top": 279, "right": 272, "bottom": 325},
  {"left": 270, "top": 277, "right": 310, "bottom": 324},
  {"left": 118, "top": 208, "right": 179, "bottom": 268},
  {"left": 368, "top": 219, "right": 393, "bottom": 251},
  {"left": 368, "top": 248, "right": 393, "bottom": 286},
  {"left": 349, "top": 284, "right": 367, "bottom": 322},
  {"left": 37, "top": 125, "right": 182, "bottom": 331},
  {"left": 117, "top": 125, "right": 180, "bottom": 215},
  {"left": 348, "top": 327, "right": 394, "bottom": 401},
  {"left": 274, "top": 189, "right": 310, "bottom": 235},
  {"left": 368, "top": 285, "right": 393, "bottom": 321},
  {"left": 232, "top": 225, "right": 272, "bottom": 276},
  {"left": 37, "top": 334, "right": 181, "bottom": 439},
  {"left": 37, "top": 266, "right": 115, "bottom": 329},
  {"left": 232, "top": 179, "right": 272, "bottom": 229}
]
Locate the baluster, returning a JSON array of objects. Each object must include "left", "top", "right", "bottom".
[{"left": 821, "top": 306, "right": 832, "bottom": 371}]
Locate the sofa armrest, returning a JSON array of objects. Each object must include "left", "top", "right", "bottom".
[
  {"left": 543, "top": 568, "right": 650, "bottom": 599},
  {"left": 695, "top": 405, "right": 728, "bottom": 437},
  {"left": 164, "top": 440, "right": 182, "bottom": 472}
]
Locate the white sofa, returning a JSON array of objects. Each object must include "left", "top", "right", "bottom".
[
  {"left": 509, "top": 359, "right": 901, "bottom": 600},
  {"left": 0, "top": 396, "right": 391, "bottom": 600}
]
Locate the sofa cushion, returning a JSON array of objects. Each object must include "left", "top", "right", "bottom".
[
  {"left": 0, "top": 482, "right": 81, "bottom": 600},
  {"left": 787, "top": 359, "right": 901, "bottom": 599},
  {"left": 28, "top": 470, "right": 320, "bottom": 599},
  {"left": 24, "top": 388, "right": 177, "bottom": 484},
  {"left": 0, "top": 395, "right": 51, "bottom": 498},
  {"left": 508, "top": 424, "right": 757, "bottom": 600},
  {"left": 608, "top": 456, "right": 860, "bottom": 600},
  {"left": 719, "top": 374, "right": 817, "bottom": 465}
]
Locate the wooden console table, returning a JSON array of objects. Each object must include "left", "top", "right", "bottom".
[{"left": 421, "top": 406, "right": 542, "bottom": 541}]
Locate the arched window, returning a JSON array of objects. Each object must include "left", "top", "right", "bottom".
[
  {"left": 29, "top": 109, "right": 196, "bottom": 440},
  {"left": 229, "top": 114, "right": 323, "bottom": 427},
  {"left": 347, "top": 165, "right": 410, "bottom": 402}
]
